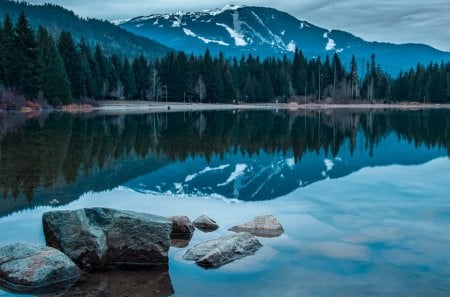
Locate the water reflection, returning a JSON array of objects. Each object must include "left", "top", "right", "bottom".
[
  {"left": 0, "top": 110, "right": 449, "bottom": 216},
  {"left": 64, "top": 266, "right": 173, "bottom": 297}
]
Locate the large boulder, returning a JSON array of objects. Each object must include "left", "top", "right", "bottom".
[
  {"left": 168, "top": 216, "right": 195, "bottom": 248},
  {"left": 64, "top": 266, "right": 174, "bottom": 297},
  {"left": 229, "top": 215, "right": 284, "bottom": 237},
  {"left": 183, "top": 232, "right": 262, "bottom": 269},
  {"left": 42, "top": 208, "right": 172, "bottom": 271},
  {"left": 193, "top": 215, "right": 219, "bottom": 232},
  {"left": 0, "top": 243, "right": 80, "bottom": 295}
]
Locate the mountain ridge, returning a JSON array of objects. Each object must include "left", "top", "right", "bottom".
[
  {"left": 0, "top": 0, "right": 170, "bottom": 58},
  {"left": 118, "top": 5, "right": 450, "bottom": 75}
]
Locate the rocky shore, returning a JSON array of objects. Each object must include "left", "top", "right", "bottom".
[{"left": 0, "top": 207, "right": 284, "bottom": 296}]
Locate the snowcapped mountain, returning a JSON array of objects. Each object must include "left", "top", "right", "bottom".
[
  {"left": 118, "top": 5, "right": 450, "bottom": 75},
  {"left": 124, "top": 132, "right": 445, "bottom": 202}
]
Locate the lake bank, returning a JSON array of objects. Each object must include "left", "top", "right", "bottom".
[
  {"left": 94, "top": 101, "right": 450, "bottom": 113},
  {"left": 2, "top": 101, "right": 450, "bottom": 115}
]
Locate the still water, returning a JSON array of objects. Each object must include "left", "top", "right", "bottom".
[{"left": 0, "top": 109, "right": 449, "bottom": 296}]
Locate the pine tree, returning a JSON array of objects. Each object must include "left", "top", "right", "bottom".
[
  {"left": 121, "top": 58, "right": 136, "bottom": 99},
  {"left": 350, "top": 55, "right": 359, "bottom": 99},
  {"left": 37, "top": 26, "right": 72, "bottom": 105},
  {"left": 222, "top": 65, "right": 236, "bottom": 102},
  {"left": 0, "top": 25, "right": 4, "bottom": 86},
  {"left": 0, "top": 15, "right": 14, "bottom": 87},
  {"left": 57, "top": 31, "right": 86, "bottom": 99},
  {"left": 261, "top": 70, "right": 274, "bottom": 101},
  {"left": 13, "top": 12, "right": 40, "bottom": 98}
]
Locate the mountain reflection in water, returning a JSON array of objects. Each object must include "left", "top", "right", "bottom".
[{"left": 0, "top": 109, "right": 448, "bottom": 217}]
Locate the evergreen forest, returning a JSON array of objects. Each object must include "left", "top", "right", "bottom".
[{"left": 1, "top": 13, "right": 450, "bottom": 108}]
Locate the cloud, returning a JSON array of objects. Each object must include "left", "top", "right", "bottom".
[{"left": 25, "top": 0, "right": 450, "bottom": 51}]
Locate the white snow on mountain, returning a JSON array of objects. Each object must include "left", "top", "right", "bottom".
[
  {"left": 324, "top": 159, "right": 335, "bottom": 171},
  {"left": 183, "top": 28, "right": 196, "bottom": 37},
  {"left": 287, "top": 41, "right": 296, "bottom": 52},
  {"left": 216, "top": 23, "right": 247, "bottom": 46},
  {"left": 208, "top": 4, "right": 242, "bottom": 16},
  {"left": 185, "top": 164, "right": 231, "bottom": 182},
  {"left": 218, "top": 164, "right": 248, "bottom": 187},
  {"left": 183, "top": 28, "right": 230, "bottom": 46}
]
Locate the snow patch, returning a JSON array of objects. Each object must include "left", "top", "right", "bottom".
[
  {"left": 183, "top": 28, "right": 196, "bottom": 37},
  {"left": 326, "top": 38, "right": 336, "bottom": 51},
  {"left": 216, "top": 23, "right": 247, "bottom": 46},
  {"left": 172, "top": 16, "right": 182, "bottom": 27},
  {"left": 185, "top": 164, "right": 231, "bottom": 182},
  {"left": 324, "top": 31, "right": 337, "bottom": 51},
  {"left": 208, "top": 4, "right": 242, "bottom": 16},
  {"left": 286, "top": 40, "right": 296, "bottom": 52},
  {"left": 324, "top": 159, "right": 335, "bottom": 171},
  {"left": 286, "top": 157, "right": 295, "bottom": 169},
  {"left": 135, "top": 24, "right": 143, "bottom": 28},
  {"left": 111, "top": 18, "right": 132, "bottom": 25},
  {"left": 218, "top": 164, "right": 248, "bottom": 187},
  {"left": 183, "top": 28, "right": 229, "bottom": 46},
  {"left": 281, "top": 30, "right": 285, "bottom": 36}
]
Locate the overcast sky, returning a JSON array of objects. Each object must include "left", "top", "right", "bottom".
[{"left": 26, "top": 0, "right": 450, "bottom": 51}]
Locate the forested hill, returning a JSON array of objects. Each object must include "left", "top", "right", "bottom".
[{"left": 0, "top": 0, "right": 170, "bottom": 58}]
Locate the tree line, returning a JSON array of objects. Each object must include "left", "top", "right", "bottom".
[{"left": 1, "top": 13, "right": 450, "bottom": 107}]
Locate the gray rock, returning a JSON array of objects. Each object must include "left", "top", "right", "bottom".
[
  {"left": 169, "top": 215, "right": 195, "bottom": 236},
  {"left": 183, "top": 232, "right": 262, "bottom": 269},
  {"left": 168, "top": 215, "right": 195, "bottom": 248},
  {"left": 64, "top": 266, "right": 174, "bottom": 297},
  {"left": 193, "top": 215, "right": 219, "bottom": 232},
  {"left": 0, "top": 243, "right": 79, "bottom": 295},
  {"left": 229, "top": 215, "right": 284, "bottom": 237},
  {"left": 43, "top": 208, "right": 172, "bottom": 271}
]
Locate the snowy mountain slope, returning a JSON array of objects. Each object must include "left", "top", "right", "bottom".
[{"left": 118, "top": 5, "right": 450, "bottom": 75}]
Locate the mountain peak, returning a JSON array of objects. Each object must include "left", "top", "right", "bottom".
[{"left": 118, "top": 5, "right": 450, "bottom": 74}]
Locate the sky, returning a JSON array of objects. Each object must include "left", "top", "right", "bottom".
[{"left": 26, "top": 0, "right": 450, "bottom": 51}]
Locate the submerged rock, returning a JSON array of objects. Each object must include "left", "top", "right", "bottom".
[
  {"left": 0, "top": 243, "right": 79, "bottom": 295},
  {"left": 183, "top": 232, "right": 262, "bottom": 269},
  {"left": 193, "top": 215, "right": 219, "bottom": 232},
  {"left": 229, "top": 215, "right": 284, "bottom": 237},
  {"left": 42, "top": 208, "right": 172, "bottom": 271},
  {"left": 64, "top": 265, "right": 174, "bottom": 297}
]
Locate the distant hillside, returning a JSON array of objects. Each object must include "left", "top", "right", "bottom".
[
  {"left": 119, "top": 5, "right": 450, "bottom": 75},
  {"left": 0, "top": 0, "right": 170, "bottom": 59}
]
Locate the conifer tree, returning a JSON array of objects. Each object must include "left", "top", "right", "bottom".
[
  {"left": 37, "top": 26, "right": 72, "bottom": 105},
  {"left": 0, "top": 15, "right": 15, "bottom": 87},
  {"left": 0, "top": 25, "right": 4, "bottom": 85},
  {"left": 121, "top": 58, "right": 136, "bottom": 99},
  {"left": 58, "top": 31, "right": 86, "bottom": 99},
  {"left": 13, "top": 12, "right": 40, "bottom": 98}
]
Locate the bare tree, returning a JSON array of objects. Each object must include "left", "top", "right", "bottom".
[
  {"left": 195, "top": 75, "right": 206, "bottom": 103},
  {"left": 149, "top": 68, "right": 160, "bottom": 101}
]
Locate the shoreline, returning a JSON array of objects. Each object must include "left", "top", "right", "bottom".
[
  {"left": 2, "top": 101, "right": 450, "bottom": 114},
  {"left": 95, "top": 101, "right": 450, "bottom": 113}
]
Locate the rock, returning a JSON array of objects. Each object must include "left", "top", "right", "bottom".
[
  {"left": 64, "top": 265, "right": 174, "bottom": 297},
  {"left": 43, "top": 208, "right": 172, "bottom": 271},
  {"left": 169, "top": 215, "right": 195, "bottom": 236},
  {"left": 183, "top": 232, "right": 262, "bottom": 269},
  {"left": 229, "top": 215, "right": 284, "bottom": 237},
  {"left": 168, "top": 215, "right": 195, "bottom": 248},
  {"left": 0, "top": 243, "right": 80, "bottom": 295},
  {"left": 193, "top": 215, "right": 219, "bottom": 232}
]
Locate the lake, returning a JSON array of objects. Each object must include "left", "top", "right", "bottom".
[{"left": 0, "top": 109, "right": 449, "bottom": 296}]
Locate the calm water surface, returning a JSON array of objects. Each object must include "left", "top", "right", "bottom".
[{"left": 0, "top": 109, "right": 449, "bottom": 296}]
